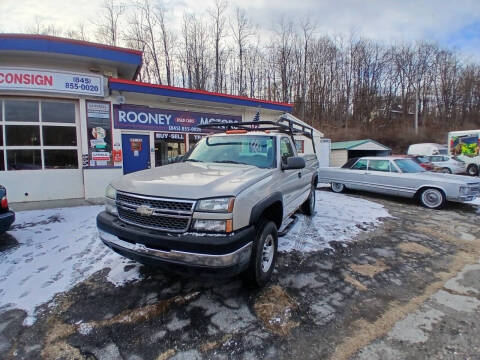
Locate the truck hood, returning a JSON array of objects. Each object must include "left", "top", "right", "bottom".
[{"left": 111, "top": 162, "right": 273, "bottom": 199}]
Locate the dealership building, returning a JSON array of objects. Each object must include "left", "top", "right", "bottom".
[{"left": 0, "top": 34, "right": 324, "bottom": 203}]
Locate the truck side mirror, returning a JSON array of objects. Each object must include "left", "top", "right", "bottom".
[{"left": 282, "top": 156, "right": 306, "bottom": 170}]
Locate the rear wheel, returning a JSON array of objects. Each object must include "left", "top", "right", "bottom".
[
  {"left": 419, "top": 188, "right": 446, "bottom": 209},
  {"left": 301, "top": 185, "right": 316, "bottom": 216},
  {"left": 441, "top": 167, "right": 452, "bottom": 174},
  {"left": 467, "top": 164, "right": 479, "bottom": 176},
  {"left": 331, "top": 182, "right": 345, "bottom": 193},
  {"left": 243, "top": 219, "right": 278, "bottom": 288}
]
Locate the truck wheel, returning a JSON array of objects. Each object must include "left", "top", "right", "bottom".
[
  {"left": 419, "top": 188, "right": 446, "bottom": 210},
  {"left": 301, "top": 185, "right": 316, "bottom": 216},
  {"left": 467, "top": 164, "right": 479, "bottom": 176},
  {"left": 243, "top": 219, "right": 278, "bottom": 288},
  {"left": 331, "top": 182, "right": 345, "bottom": 193}
]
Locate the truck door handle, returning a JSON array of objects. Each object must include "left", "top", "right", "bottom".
[{"left": 298, "top": 172, "right": 302, "bottom": 178}]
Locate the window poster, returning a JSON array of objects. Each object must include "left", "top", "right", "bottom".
[{"left": 86, "top": 101, "right": 113, "bottom": 167}]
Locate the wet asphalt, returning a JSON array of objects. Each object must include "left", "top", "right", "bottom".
[{"left": 0, "top": 189, "right": 479, "bottom": 360}]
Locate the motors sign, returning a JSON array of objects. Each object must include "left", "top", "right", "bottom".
[
  {"left": 0, "top": 67, "right": 104, "bottom": 97},
  {"left": 113, "top": 105, "right": 241, "bottom": 133}
]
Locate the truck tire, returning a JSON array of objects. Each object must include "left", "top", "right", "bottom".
[
  {"left": 419, "top": 188, "right": 446, "bottom": 210},
  {"left": 243, "top": 219, "right": 278, "bottom": 288},
  {"left": 301, "top": 185, "right": 316, "bottom": 216},
  {"left": 467, "top": 164, "right": 479, "bottom": 176}
]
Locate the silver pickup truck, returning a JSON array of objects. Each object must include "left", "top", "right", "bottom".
[{"left": 97, "top": 120, "right": 319, "bottom": 287}]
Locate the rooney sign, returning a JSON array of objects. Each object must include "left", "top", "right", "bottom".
[
  {"left": 113, "top": 104, "right": 242, "bottom": 133},
  {"left": 0, "top": 67, "right": 104, "bottom": 97}
]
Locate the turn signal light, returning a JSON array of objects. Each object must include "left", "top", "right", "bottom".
[
  {"left": 1, "top": 196, "right": 8, "bottom": 209},
  {"left": 226, "top": 219, "right": 233, "bottom": 233}
]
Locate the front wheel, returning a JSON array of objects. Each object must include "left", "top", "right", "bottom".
[
  {"left": 301, "top": 186, "right": 316, "bottom": 216},
  {"left": 419, "top": 188, "right": 446, "bottom": 209},
  {"left": 467, "top": 164, "right": 479, "bottom": 176},
  {"left": 243, "top": 220, "right": 278, "bottom": 288},
  {"left": 331, "top": 182, "right": 345, "bottom": 193}
]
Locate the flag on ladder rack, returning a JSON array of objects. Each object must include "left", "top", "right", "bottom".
[{"left": 252, "top": 111, "right": 260, "bottom": 129}]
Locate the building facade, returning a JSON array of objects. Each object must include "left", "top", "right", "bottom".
[{"left": 0, "top": 34, "right": 322, "bottom": 203}]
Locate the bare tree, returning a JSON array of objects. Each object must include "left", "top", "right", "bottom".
[
  {"left": 95, "top": 0, "right": 125, "bottom": 46},
  {"left": 209, "top": 0, "right": 229, "bottom": 92},
  {"left": 230, "top": 8, "right": 253, "bottom": 96}
]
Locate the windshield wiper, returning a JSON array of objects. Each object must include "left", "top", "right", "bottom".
[
  {"left": 185, "top": 158, "right": 203, "bottom": 162},
  {"left": 213, "top": 160, "right": 249, "bottom": 165}
]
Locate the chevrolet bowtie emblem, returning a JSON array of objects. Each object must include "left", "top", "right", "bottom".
[{"left": 136, "top": 205, "right": 154, "bottom": 216}]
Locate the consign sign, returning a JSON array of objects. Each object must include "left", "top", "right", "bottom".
[
  {"left": 0, "top": 67, "right": 104, "bottom": 97},
  {"left": 113, "top": 104, "right": 241, "bottom": 133}
]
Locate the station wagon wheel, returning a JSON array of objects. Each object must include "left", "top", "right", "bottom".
[
  {"left": 467, "top": 164, "right": 479, "bottom": 176},
  {"left": 419, "top": 188, "right": 445, "bottom": 210},
  {"left": 331, "top": 182, "right": 345, "bottom": 193}
]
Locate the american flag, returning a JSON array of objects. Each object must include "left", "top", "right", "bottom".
[{"left": 251, "top": 111, "right": 260, "bottom": 129}]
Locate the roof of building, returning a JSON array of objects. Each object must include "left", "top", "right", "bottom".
[
  {"left": 109, "top": 78, "right": 293, "bottom": 112},
  {"left": 331, "top": 139, "right": 390, "bottom": 151},
  {"left": 0, "top": 34, "right": 143, "bottom": 80}
]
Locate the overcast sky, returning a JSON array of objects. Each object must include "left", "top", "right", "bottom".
[{"left": 1, "top": 0, "right": 480, "bottom": 59}]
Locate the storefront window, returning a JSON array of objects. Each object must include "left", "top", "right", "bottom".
[
  {"left": 5, "top": 125, "right": 40, "bottom": 146},
  {"left": 5, "top": 100, "right": 39, "bottom": 122},
  {"left": 155, "top": 132, "right": 186, "bottom": 166},
  {"left": 0, "top": 99, "right": 78, "bottom": 171},
  {"left": 41, "top": 102, "right": 75, "bottom": 123},
  {"left": 44, "top": 150, "right": 78, "bottom": 169},
  {"left": 42, "top": 126, "right": 77, "bottom": 146},
  {"left": 188, "top": 134, "right": 205, "bottom": 149},
  {"left": 7, "top": 150, "right": 42, "bottom": 170}
]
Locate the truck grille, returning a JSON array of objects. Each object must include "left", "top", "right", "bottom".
[{"left": 116, "top": 192, "right": 195, "bottom": 233}]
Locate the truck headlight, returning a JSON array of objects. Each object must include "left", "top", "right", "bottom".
[
  {"left": 196, "top": 197, "right": 235, "bottom": 212},
  {"left": 192, "top": 219, "right": 233, "bottom": 233},
  {"left": 105, "top": 184, "right": 118, "bottom": 216}
]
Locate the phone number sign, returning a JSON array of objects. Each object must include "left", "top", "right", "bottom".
[{"left": 0, "top": 67, "right": 104, "bottom": 97}]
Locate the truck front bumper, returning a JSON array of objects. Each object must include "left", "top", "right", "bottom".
[{"left": 97, "top": 211, "right": 255, "bottom": 275}]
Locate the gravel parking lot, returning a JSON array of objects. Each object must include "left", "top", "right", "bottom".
[{"left": 0, "top": 188, "right": 479, "bottom": 360}]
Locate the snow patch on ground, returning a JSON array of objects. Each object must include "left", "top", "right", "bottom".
[
  {"left": 0, "top": 206, "right": 141, "bottom": 325},
  {"left": 278, "top": 190, "right": 391, "bottom": 252},
  {"left": 0, "top": 190, "right": 390, "bottom": 325}
]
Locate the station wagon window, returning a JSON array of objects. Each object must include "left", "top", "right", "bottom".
[
  {"left": 0, "top": 99, "right": 79, "bottom": 171},
  {"left": 280, "top": 137, "right": 295, "bottom": 162},
  {"left": 351, "top": 159, "right": 367, "bottom": 170},
  {"left": 390, "top": 161, "right": 399, "bottom": 172},
  {"left": 430, "top": 156, "right": 444, "bottom": 162},
  {"left": 368, "top": 160, "right": 390, "bottom": 172}
]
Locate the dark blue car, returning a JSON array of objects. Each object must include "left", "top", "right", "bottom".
[{"left": 0, "top": 185, "right": 15, "bottom": 233}]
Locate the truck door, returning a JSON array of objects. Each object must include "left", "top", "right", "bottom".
[{"left": 278, "top": 137, "right": 304, "bottom": 217}]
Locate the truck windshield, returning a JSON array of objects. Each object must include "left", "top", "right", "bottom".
[
  {"left": 185, "top": 135, "right": 276, "bottom": 168},
  {"left": 394, "top": 159, "right": 426, "bottom": 173}
]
